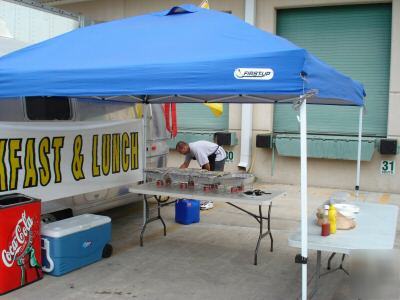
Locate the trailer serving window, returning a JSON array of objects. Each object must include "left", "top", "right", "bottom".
[{"left": 25, "top": 96, "right": 72, "bottom": 120}]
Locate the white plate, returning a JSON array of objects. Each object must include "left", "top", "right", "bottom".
[
  {"left": 333, "top": 203, "right": 360, "bottom": 219},
  {"left": 334, "top": 203, "right": 360, "bottom": 213},
  {"left": 338, "top": 210, "right": 356, "bottom": 219}
]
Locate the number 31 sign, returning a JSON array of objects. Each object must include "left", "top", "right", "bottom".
[{"left": 381, "top": 160, "right": 395, "bottom": 175}]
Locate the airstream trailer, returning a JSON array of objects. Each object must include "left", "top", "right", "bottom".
[
  {"left": 0, "top": 96, "right": 169, "bottom": 217},
  {"left": 0, "top": 40, "right": 169, "bottom": 217}
]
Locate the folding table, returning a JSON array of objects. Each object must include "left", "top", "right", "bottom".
[
  {"left": 129, "top": 183, "right": 285, "bottom": 265},
  {"left": 288, "top": 202, "right": 398, "bottom": 298}
]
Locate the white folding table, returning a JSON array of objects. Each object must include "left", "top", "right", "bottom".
[
  {"left": 129, "top": 183, "right": 285, "bottom": 265},
  {"left": 288, "top": 202, "right": 398, "bottom": 298}
]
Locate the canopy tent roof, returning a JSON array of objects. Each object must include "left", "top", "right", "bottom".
[
  {"left": 0, "top": 6, "right": 367, "bottom": 299},
  {"left": 0, "top": 4, "right": 365, "bottom": 106}
]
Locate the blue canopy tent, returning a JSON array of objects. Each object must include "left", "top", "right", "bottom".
[{"left": 0, "top": 5, "right": 365, "bottom": 299}]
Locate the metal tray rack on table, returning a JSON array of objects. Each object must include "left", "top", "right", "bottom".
[
  {"left": 220, "top": 173, "right": 255, "bottom": 192},
  {"left": 167, "top": 169, "right": 191, "bottom": 182},
  {"left": 144, "top": 168, "right": 171, "bottom": 185},
  {"left": 144, "top": 168, "right": 170, "bottom": 182},
  {"left": 191, "top": 170, "right": 227, "bottom": 191}
]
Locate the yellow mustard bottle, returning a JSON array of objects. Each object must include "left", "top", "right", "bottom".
[{"left": 328, "top": 204, "right": 337, "bottom": 234}]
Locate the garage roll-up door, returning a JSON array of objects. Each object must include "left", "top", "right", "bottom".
[
  {"left": 274, "top": 4, "right": 392, "bottom": 137},
  {"left": 167, "top": 103, "right": 229, "bottom": 147},
  {"left": 177, "top": 104, "right": 229, "bottom": 131}
]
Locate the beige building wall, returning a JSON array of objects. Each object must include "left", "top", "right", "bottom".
[
  {"left": 59, "top": 0, "right": 244, "bottom": 20},
  {"left": 56, "top": 0, "right": 400, "bottom": 193}
]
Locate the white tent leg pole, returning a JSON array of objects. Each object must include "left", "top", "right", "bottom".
[
  {"left": 238, "top": 0, "right": 256, "bottom": 171},
  {"left": 355, "top": 106, "right": 363, "bottom": 198},
  {"left": 142, "top": 103, "right": 148, "bottom": 226},
  {"left": 299, "top": 99, "right": 308, "bottom": 300}
]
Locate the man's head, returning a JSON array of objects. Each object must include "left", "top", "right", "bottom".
[{"left": 176, "top": 141, "right": 190, "bottom": 155}]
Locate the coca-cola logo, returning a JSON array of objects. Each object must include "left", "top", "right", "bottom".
[{"left": 1, "top": 211, "right": 34, "bottom": 268}]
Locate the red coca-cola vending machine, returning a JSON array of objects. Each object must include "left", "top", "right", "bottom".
[{"left": 0, "top": 194, "right": 43, "bottom": 295}]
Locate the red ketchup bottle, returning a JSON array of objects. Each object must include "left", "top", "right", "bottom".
[{"left": 321, "top": 205, "right": 330, "bottom": 237}]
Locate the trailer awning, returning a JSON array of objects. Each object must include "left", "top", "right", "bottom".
[{"left": 0, "top": 4, "right": 365, "bottom": 106}]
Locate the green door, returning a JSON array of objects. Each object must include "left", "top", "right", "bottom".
[
  {"left": 274, "top": 4, "right": 392, "bottom": 137},
  {"left": 167, "top": 103, "right": 229, "bottom": 148},
  {"left": 177, "top": 103, "right": 229, "bottom": 131}
]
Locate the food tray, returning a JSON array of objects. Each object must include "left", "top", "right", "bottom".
[
  {"left": 191, "top": 170, "right": 226, "bottom": 185},
  {"left": 168, "top": 168, "right": 193, "bottom": 183},
  {"left": 144, "top": 168, "right": 170, "bottom": 182},
  {"left": 221, "top": 173, "right": 255, "bottom": 187}
]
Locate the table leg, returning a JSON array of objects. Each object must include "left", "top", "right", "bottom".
[
  {"left": 339, "top": 254, "right": 349, "bottom": 276},
  {"left": 140, "top": 195, "right": 176, "bottom": 247},
  {"left": 254, "top": 205, "right": 263, "bottom": 265},
  {"left": 141, "top": 193, "right": 148, "bottom": 227},
  {"left": 299, "top": 251, "right": 349, "bottom": 300},
  {"left": 310, "top": 250, "right": 322, "bottom": 299},
  {"left": 321, "top": 253, "right": 349, "bottom": 277},
  {"left": 140, "top": 196, "right": 273, "bottom": 266},
  {"left": 296, "top": 250, "right": 321, "bottom": 300},
  {"left": 226, "top": 202, "right": 273, "bottom": 265},
  {"left": 267, "top": 203, "right": 273, "bottom": 252},
  {"left": 327, "top": 252, "right": 336, "bottom": 270},
  {"left": 140, "top": 194, "right": 149, "bottom": 247},
  {"left": 155, "top": 196, "right": 167, "bottom": 236}
]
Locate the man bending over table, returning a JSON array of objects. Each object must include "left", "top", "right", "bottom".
[{"left": 176, "top": 140, "right": 226, "bottom": 171}]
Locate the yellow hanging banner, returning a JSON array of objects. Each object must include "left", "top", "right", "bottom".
[
  {"left": 204, "top": 103, "right": 223, "bottom": 117},
  {"left": 135, "top": 103, "right": 143, "bottom": 118},
  {"left": 200, "top": 0, "right": 210, "bottom": 9}
]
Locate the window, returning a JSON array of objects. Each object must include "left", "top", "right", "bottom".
[{"left": 25, "top": 96, "right": 72, "bottom": 120}]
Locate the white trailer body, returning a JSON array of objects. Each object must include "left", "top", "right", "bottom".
[
  {"left": 0, "top": 1, "right": 170, "bottom": 217},
  {"left": 0, "top": 97, "right": 170, "bottom": 216}
]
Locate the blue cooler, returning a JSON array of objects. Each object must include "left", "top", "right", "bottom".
[
  {"left": 175, "top": 199, "right": 200, "bottom": 225},
  {"left": 41, "top": 214, "right": 112, "bottom": 276}
]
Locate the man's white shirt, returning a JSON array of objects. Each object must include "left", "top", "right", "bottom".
[{"left": 185, "top": 141, "right": 226, "bottom": 167}]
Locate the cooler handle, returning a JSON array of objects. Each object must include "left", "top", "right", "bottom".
[{"left": 41, "top": 238, "right": 54, "bottom": 273}]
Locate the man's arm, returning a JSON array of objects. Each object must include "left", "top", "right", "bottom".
[
  {"left": 201, "top": 163, "right": 211, "bottom": 171},
  {"left": 179, "top": 160, "right": 190, "bottom": 169}
]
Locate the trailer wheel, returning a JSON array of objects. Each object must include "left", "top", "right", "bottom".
[
  {"left": 102, "top": 243, "right": 113, "bottom": 258},
  {"left": 41, "top": 213, "right": 58, "bottom": 224}
]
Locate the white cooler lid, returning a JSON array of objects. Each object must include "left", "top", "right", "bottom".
[{"left": 41, "top": 214, "right": 111, "bottom": 238}]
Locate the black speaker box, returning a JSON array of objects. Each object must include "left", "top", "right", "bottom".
[
  {"left": 256, "top": 134, "right": 272, "bottom": 148},
  {"left": 379, "top": 139, "right": 397, "bottom": 155},
  {"left": 214, "top": 132, "right": 232, "bottom": 146}
]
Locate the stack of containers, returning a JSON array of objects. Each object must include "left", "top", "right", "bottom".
[
  {"left": 144, "top": 168, "right": 256, "bottom": 194},
  {"left": 168, "top": 168, "right": 194, "bottom": 190},
  {"left": 191, "top": 170, "right": 225, "bottom": 192},
  {"left": 144, "top": 168, "right": 171, "bottom": 187},
  {"left": 220, "top": 173, "right": 255, "bottom": 193}
]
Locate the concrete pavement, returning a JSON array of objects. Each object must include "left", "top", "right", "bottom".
[{"left": 6, "top": 184, "right": 400, "bottom": 300}]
